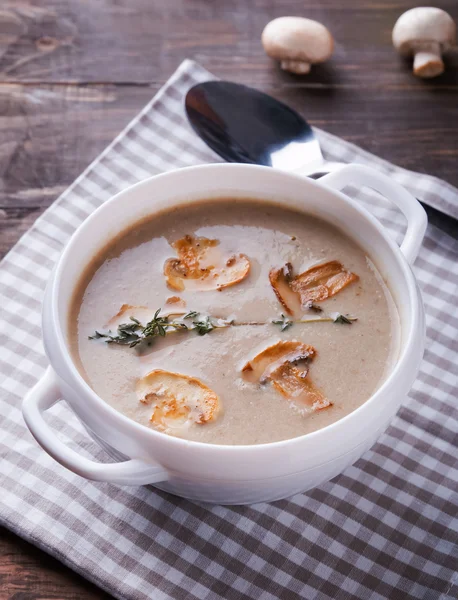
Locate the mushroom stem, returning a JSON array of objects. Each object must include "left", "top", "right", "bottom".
[
  {"left": 413, "top": 42, "right": 444, "bottom": 77},
  {"left": 280, "top": 59, "right": 311, "bottom": 74}
]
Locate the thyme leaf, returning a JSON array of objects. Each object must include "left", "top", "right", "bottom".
[
  {"left": 333, "top": 313, "right": 357, "bottom": 325},
  {"left": 272, "top": 314, "right": 293, "bottom": 332},
  {"left": 192, "top": 316, "right": 214, "bottom": 335},
  {"left": 184, "top": 311, "right": 199, "bottom": 319},
  {"left": 305, "top": 301, "right": 323, "bottom": 313},
  {"left": 88, "top": 331, "right": 106, "bottom": 340},
  {"left": 89, "top": 308, "right": 172, "bottom": 347}
]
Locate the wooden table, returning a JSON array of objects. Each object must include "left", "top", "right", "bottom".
[{"left": 1, "top": 1, "right": 457, "bottom": 597}]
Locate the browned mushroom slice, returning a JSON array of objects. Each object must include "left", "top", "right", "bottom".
[
  {"left": 269, "top": 263, "right": 303, "bottom": 316},
  {"left": 242, "top": 340, "right": 316, "bottom": 384},
  {"left": 241, "top": 340, "right": 330, "bottom": 414},
  {"left": 164, "top": 235, "right": 216, "bottom": 291},
  {"left": 136, "top": 370, "right": 220, "bottom": 433},
  {"left": 164, "top": 234, "right": 250, "bottom": 291},
  {"left": 270, "top": 260, "right": 358, "bottom": 313},
  {"left": 269, "top": 363, "right": 331, "bottom": 413},
  {"left": 213, "top": 254, "right": 251, "bottom": 290},
  {"left": 291, "top": 260, "right": 358, "bottom": 305}
]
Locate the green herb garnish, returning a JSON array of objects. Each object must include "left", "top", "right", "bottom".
[
  {"left": 272, "top": 314, "right": 293, "bottom": 332},
  {"left": 274, "top": 312, "right": 357, "bottom": 330},
  {"left": 90, "top": 307, "right": 358, "bottom": 349},
  {"left": 184, "top": 311, "right": 199, "bottom": 319},
  {"left": 88, "top": 309, "right": 182, "bottom": 348},
  {"left": 141, "top": 309, "right": 169, "bottom": 338},
  {"left": 192, "top": 316, "right": 214, "bottom": 335},
  {"left": 333, "top": 313, "right": 356, "bottom": 325},
  {"left": 305, "top": 301, "right": 323, "bottom": 313},
  {"left": 88, "top": 331, "right": 106, "bottom": 340},
  {"left": 88, "top": 316, "right": 145, "bottom": 347}
]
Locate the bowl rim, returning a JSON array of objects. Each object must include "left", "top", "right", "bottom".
[{"left": 48, "top": 163, "right": 423, "bottom": 454}]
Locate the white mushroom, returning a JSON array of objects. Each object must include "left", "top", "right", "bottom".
[
  {"left": 392, "top": 7, "right": 456, "bottom": 78},
  {"left": 261, "top": 16, "right": 334, "bottom": 74}
]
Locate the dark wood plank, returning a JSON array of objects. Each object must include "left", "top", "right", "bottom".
[
  {"left": 0, "top": 526, "right": 112, "bottom": 599},
  {"left": 1, "top": 0, "right": 457, "bottom": 598},
  {"left": 1, "top": 80, "right": 457, "bottom": 259},
  {"left": 0, "top": 82, "right": 160, "bottom": 258},
  {"left": 0, "top": 0, "right": 457, "bottom": 86}
]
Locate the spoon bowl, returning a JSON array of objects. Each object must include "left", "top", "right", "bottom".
[
  {"left": 185, "top": 80, "right": 339, "bottom": 175},
  {"left": 185, "top": 80, "right": 456, "bottom": 229}
]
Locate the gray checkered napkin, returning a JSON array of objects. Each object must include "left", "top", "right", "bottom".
[{"left": 1, "top": 60, "right": 457, "bottom": 600}]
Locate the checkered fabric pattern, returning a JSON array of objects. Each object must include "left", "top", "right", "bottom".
[{"left": 1, "top": 60, "right": 457, "bottom": 600}]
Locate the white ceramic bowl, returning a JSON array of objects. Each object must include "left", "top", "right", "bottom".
[{"left": 22, "top": 163, "right": 427, "bottom": 505}]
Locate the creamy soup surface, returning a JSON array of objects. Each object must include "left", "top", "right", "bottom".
[{"left": 69, "top": 199, "right": 399, "bottom": 445}]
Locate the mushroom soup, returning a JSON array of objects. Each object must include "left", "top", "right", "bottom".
[{"left": 69, "top": 199, "right": 399, "bottom": 445}]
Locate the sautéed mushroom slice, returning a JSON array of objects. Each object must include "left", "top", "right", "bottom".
[
  {"left": 242, "top": 340, "right": 316, "bottom": 383},
  {"left": 164, "top": 234, "right": 250, "bottom": 291},
  {"left": 242, "top": 340, "right": 331, "bottom": 414},
  {"left": 269, "top": 263, "right": 302, "bottom": 316},
  {"left": 136, "top": 370, "right": 220, "bottom": 433},
  {"left": 270, "top": 260, "right": 358, "bottom": 315},
  {"left": 291, "top": 260, "right": 359, "bottom": 304},
  {"left": 270, "top": 363, "right": 330, "bottom": 414}
]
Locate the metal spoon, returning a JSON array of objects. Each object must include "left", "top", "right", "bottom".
[
  {"left": 185, "top": 80, "right": 342, "bottom": 177},
  {"left": 186, "top": 80, "right": 457, "bottom": 233}
]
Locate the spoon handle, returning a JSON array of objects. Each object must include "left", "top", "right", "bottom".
[{"left": 306, "top": 162, "right": 457, "bottom": 234}]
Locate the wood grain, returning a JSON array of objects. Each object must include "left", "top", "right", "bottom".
[
  {"left": 0, "top": 82, "right": 161, "bottom": 257},
  {"left": 0, "top": 0, "right": 457, "bottom": 85},
  {"left": 1, "top": 80, "right": 457, "bottom": 258},
  {"left": 0, "top": 0, "right": 457, "bottom": 598},
  {"left": 0, "top": 526, "right": 112, "bottom": 599}
]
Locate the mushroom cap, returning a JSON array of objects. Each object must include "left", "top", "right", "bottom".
[
  {"left": 269, "top": 260, "right": 359, "bottom": 316},
  {"left": 137, "top": 370, "right": 220, "bottom": 433},
  {"left": 392, "top": 7, "right": 456, "bottom": 55},
  {"left": 242, "top": 340, "right": 316, "bottom": 383},
  {"left": 262, "top": 16, "right": 334, "bottom": 64},
  {"left": 164, "top": 234, "right": 250, "bottom": 292}
]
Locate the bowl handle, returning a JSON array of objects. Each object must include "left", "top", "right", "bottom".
[
  {"left": 22, "top": 368, "right": 169, "bottom": 486},
  {"left": 320, "top": 164, "right": 427, "bottom": 264}
]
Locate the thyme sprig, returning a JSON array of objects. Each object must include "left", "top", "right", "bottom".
[
  {"left": 295, "top": 313, "right": 358, "bottom": 325},
  {"left": 89, "top": 309, "right": 225, "bottom": 348},
  {"left": 89, "top": 317, "right": 144, "bottom": 347},
  {"left": 90, "top": 308, "right": 358, "bottom": 349},
  {"left": 295, "top": 313, "right": 357, "bottom": 326},
  {"left": 271, "top": 311, "right": 356, "bottom": 330}
]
